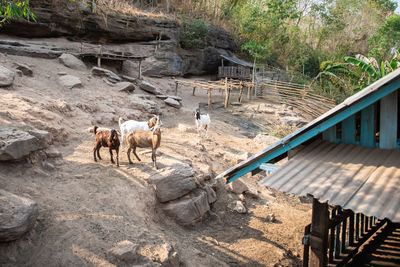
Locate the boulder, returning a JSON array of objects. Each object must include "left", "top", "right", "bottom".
[
  {"left": 204, "top": 185, "right": 217, "bottom": 204},
  {"left": 156, "top": 95, "right": 168, "bottom": 100},
  {"left": 58, "top": 53, "right": 86, "bottom": 71},
  {"left": 0, "top": 189, "right": 38, "bottom": 242},
  {"left": 168, "top": 95, "right": 182, "bottom": 102},
  {"left": 28, "top": 129, "right": 52, "bottom": 149},
  {"left": 91, "top": 67, "right": 121, "bottom": 82},
  {"left": 15, "top": 63, "right": 33, "bottom": 76},
  {"left": 149, "top": 163, "right": 197, "bottom": 203},
  {"left": 0, "top": 129, "right": 39, "bottom": 161},
  {"left": 58, "top": 74, "right": 82, "bottom": 89},
  {"left": 233, "top": 201, "right": 247, "bottom": 214},
  {"left": 129, "top": 96, "right": 161, "bottom": 115},
  {"left": 142, "top": 243, "right": 179, "bottom": 267},
  {"left": 0, "top": 65, "right": 14, "bottom": 87},
  {"left": 235, "top": 151, "right": 250, "bottom": 164},
  {"left": 253, "top": 134, "right": 280, "bottom": 147},
  {"left": 164, "top": 98, "right": 180, "bottom": 109},
  {"left": 226, "top": 179, "right": 248, "bottom": 195},
  {"left": 122, "top": 75, "right": 137, "bottom": 83},
  {"left": 109, "top": 240, "right": 139, "bottom": 263},
  {"left": 117, "top": 82, "right": 136, "bottom": 93},
  {"left": 162, "top": 189, "right": 210, "bottom": 226},
  {"left": 137, "top": 80, "right": 163, "bottom": 95}
]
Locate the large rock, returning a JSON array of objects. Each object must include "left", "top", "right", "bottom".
[
  {"left": 91, "top": 67, "right": 121, "bottom": 82},
  {"left": 149, "top": 163, "right": 197, "bottom": 203},
  {"left": 141, "top": 243, "right": 180, "bottom": 267},
  {"left": 117, "top": 81, "right": 136, "bottom": 93},
  {"left": 164, "top": 98, "right": 181, "bottom": 109},
  {"left": 58, "top": 53, "right": 86, "bottom": 71},
  {"left": 129, "top": 95, "right": 161, "bottom": 115},
  {"left": 137, "top": 80, "right": 163, "bottom": 95},
  {"left": 109, "top": 240, "right": 139, "bottom": 263},
  {"left": 162, "top": 189, "right": 210, "bottom": 226},
  {"left": 0, "top": 129, "right": 40, "bottom": 161},
  {"left": 58, "top": 74, "right": 82, "bottom": 89},
  {"left": 0, "top": 65, "right": 14, "bottom": 87},
  {"left": 0, "top": 190, "right": 38, "bottom": 242},
  {"left": 28, "top": 129, "right": 53, "bottom": 149},
  {"left": 226, "top": 179, "right": 248, "bottom": 195}
]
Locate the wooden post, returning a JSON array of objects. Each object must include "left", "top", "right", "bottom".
[
  {"left": 309, "top": 198, "right": 329, "bottom": 267},
  {"left": 138, "top": 60, "right": 142, "bottom": 80},
  {"left": 238, "top": 81, "right": 243, "bottom": 103},
  {"left": 208, "top": 89, "right": 212, "bottom": 110},
  {"left": 175, "top": 81, "right": 178, "bottom": 96},
  {"left": 247, "top": 84, "right": 250, "bottom": 100},
  {"left": 192, "top": 87, "right": 196, "bottom": 96},
  {"left": 224, "top": 77, "right": 229, "bottom": 108},
  {"left": 97, "top": 45, "right": 102, "bottom": 67}
]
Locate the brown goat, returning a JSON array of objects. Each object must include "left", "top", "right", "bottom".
[
  {"left": 125, "top": 124, "right": 161, "bottom": 169},
  {"left": 93, "top": 126, "right": 120, "bottom": 167}
]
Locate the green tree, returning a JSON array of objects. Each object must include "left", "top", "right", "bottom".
[{"left": 0, "top": 0, "right": 36, "bottom": 26}]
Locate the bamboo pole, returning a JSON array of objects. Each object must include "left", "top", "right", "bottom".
[
  {"left": 208, "top": 89, "right": 212, "bottom": 109},
  {"left": 238, "top": 81, "right": 243, "bottom": 103},
  {"left": 224, "top": 77, "right": 229, "bottom": 108}
]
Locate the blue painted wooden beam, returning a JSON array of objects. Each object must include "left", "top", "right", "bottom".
[
  {"left": 342, "top": 115, "right": 356, "bottom": 144},
  {"left": 322, "top": 126, "right": 336, "bottom": 143},
  {"left": 226, "top": 78, "right": 400, "bottom": 183},
  {"left": 380, "top": 91, "right": 398, "bottom": 149},
  {"left": 360, "top": 104, "right": 375, "bottom": 148}
]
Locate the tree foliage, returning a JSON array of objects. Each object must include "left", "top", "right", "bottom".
[{"left": 0, "top": 0, "right": 36, "bottom": 26}]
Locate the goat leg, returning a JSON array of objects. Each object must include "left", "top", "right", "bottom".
[
  {"left": 116, "top": 148, "right": 119, "bottom": 167},
  {"left": 109, "top": 147, "right": 115, "bottom": 164},
  {"left": 127, "top": 148, "right": 133, "bottom": 164},
  {"left": 97, "top": 146, "right": 102, "bottom": 160},
  {"left": 152, "top": 149, "right": 157, "bottom": 169},
  {"left": 133, "top": 147, "right": 141, "bottom": 161},
  {"left": 93, "top": 147, "right": 98, "bottom": 162}
]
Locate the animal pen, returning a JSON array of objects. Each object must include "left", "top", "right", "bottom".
[
  {"left": 175, "top": 78, "right": 336, "bottom": 118},
  {"left": 217, "top": 69, "right": 400, "bottom": 266}
]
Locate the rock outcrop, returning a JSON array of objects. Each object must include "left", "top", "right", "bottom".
[
  {"left": 0, "top": 190, "right": 38, "bottom": 242},
  {"left": 0, "top": 128, "right": 51, "bottom": 161},
  {"left": 0, "top": 65, "right": 15, "bottom": 87},
  {"left": 58, "top": 53, "right": 86, "bottom": 71}
]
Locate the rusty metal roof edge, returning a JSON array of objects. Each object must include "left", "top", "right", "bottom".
[
  {"left": 215, "top": 68, "right": 400, "bottom": 181},
  {"left": 220, "top": 54, "right": 253, "bottom": 68}
]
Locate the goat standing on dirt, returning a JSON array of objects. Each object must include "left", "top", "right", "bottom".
[
  {"left": 194, "top": 109, "right": 210, "bottom": 138},
  {"left": 125, "top": 120, "right": 162, "bottom": 169},
  {"left": 119, "top": 115, "right": 159, "bottom": 151},
  {"left": 93, "top": 126, "right": 120, "bottom": 167}
]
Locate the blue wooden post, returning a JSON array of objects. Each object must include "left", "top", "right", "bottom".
[
  {"left": 380, "top": 91, "right": 398, "bottom": 149},
  {"left": 360, "top": 104, "right": 375, "bottom": 148},
  {"left": 342, "top": 115, "right": 356, "bottom": 144},
  {"left": 322, "top": 126, "right": 336, "bottom": 143}
]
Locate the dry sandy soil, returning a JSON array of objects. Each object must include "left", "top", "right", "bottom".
[{"left": 0, "top": 38, "right": 312, "bottom": 267}]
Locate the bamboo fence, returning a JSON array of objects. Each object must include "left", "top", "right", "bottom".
[{"left": 175, "top": 78, "right": 336, "bottom": 118}]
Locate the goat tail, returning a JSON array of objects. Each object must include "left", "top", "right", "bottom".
[{"left": 93, "top": 125, "right": 98, "bottom": 135}]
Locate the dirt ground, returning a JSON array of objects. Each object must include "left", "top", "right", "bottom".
[{"left": 0, "top": 37, "right": 312, "bottom": 267}]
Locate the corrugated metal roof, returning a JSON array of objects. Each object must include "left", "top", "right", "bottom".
[
  {"left": 220, "top": 54, "right": 253, "bottom": 68},
  {"left": 259, "top": 140, "right": 400, "bottom": 222},
  {"left": 216, "top": 68, "right": 400, "bottom": 181}
]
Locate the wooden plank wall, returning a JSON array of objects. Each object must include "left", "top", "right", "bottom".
[{"left": 380, "top": 91, "right": 398, "bottom": 149}]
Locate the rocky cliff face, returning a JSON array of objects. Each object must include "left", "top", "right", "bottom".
[{"left": 0, "top": 0, "right": 236, "bottom": 76}]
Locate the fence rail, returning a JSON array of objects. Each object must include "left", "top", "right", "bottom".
[{"left": 175, "top": 78, "right": 336, "bottom": 118}]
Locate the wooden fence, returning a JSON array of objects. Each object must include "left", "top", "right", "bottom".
[
  {"left": 259, "top": 79, "right": 336, "bottom": 117},
  {"left": 303, "top": 207, "right": 394, "bottom": 267},
  {"left": 175, "top": 78, "right": 336, "bottom": 118}
]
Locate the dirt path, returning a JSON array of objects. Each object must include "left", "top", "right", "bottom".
[{"left": 0, "top": 46, "right": 311, "bottom": 266}]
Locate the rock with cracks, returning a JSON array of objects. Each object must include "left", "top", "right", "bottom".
[
  {"left": 0, "top": 129, "right": 40, "bottom": 161},
  {"left": 0, "top": 189, "right": 38, "bottom": 242},
  {"left": 109, "top": 240, "right": 139, "bottom": 263},
  {"left": 162, "top": 189, "right": 211, "bottom": 226},
  {"left": 0, "top": 65, "right": 14, "bottom": 87},
  {"left": 91, "top": 67, "right": 121, "bottom": 82},
  {"left": 58, "top": 74, "right": 82, "bottom": 89},
  {"left": 58, "top": 53, "right": 86, "bottom": 71},
  {"left": 137, "top": 80, "right": 163, "bottom": 95},
  {"left": 164, "top": 98, "right": 181, "bottom": 109},
  {"left": 149, "top": 163, "right": 197, "bottom": 203}
]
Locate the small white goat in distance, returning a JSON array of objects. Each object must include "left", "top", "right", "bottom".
[
  {"left": 125, "top": 119, "right": 162, "bottom": 169},
  {"left": 194, "top": 109, "right": 210, "bottom": 138},
  {"left": 119, "top": 115, "right": 159, "bottom": 150}
]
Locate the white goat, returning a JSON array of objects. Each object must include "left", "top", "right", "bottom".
[
  {"left": 119, "top": 115, "right": 159, "bottom": 150},
  {"left": 194, "top": 109, "right": 210, "bottom": 138}
]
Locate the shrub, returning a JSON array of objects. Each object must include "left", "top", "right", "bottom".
[{"left": 180, "top": 18, "right": 209, "bottom": 49}]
